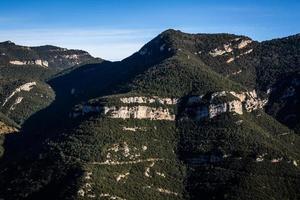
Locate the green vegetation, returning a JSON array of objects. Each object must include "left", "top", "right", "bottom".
[
  {"left": 177, "top": 111, "right": 300, "bottom": 199},
  {"left": 0, "top": 30, "right": 300, "bottom": 200}
]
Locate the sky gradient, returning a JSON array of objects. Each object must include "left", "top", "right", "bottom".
[{"left": 1, "top": 0, "right": 300, "bottom": 60}]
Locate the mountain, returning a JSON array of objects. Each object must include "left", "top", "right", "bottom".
[
  {"left": 0, "top": 30, "right": 299, "bottom": 200},
  {"left": 0, "top": 41, "right": 102, "bottom": 71},
  {"left": 0, "top": 41, "right": 103, "bottom": 125}
]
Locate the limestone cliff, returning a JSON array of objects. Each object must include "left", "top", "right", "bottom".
[
  {"left": 71, "top": 96, "right": 176, "bottom": 121},
  {"left": 71, "top": 92, "right": 266, "bottom": 121},
  {"left": 185, "top": 90, "right": 267, "bottom": 120},
  {"left": 9, "top": 59, "right": 48, "bottom": 67},
  {"left": 0, "top": 121, "right": 18, "bottom": 134},
  {"left": 105, "top": 106, "right": 175, "bottom": 120},
  {"left": 120, "top": 96, "right": 178, "bottom": 105}
]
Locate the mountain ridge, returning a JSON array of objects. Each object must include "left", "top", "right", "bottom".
[
  {"left": 0, "top": 40, "right": 103, "bottom": 70},
  {"left": 0, "top": 29, "right": 299, "bottom": 200}
]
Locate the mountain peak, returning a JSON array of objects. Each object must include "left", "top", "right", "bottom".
[
  {"left": 1, "top": 40, "right": 15, "bottom": 45},
  {"left": 159, "top": 29, "right": 182, "bottom": 36}
]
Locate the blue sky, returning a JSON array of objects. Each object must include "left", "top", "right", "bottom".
[{"left": 0, "top": 0, "right": 300, "bottom": 60}]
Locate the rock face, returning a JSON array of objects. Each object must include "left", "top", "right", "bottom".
[
  {"left": 71, "top": 96, "right": 176, "bottom": 121},
  {"left": 208, "top": 37, "right": 254, "bottom": 64},
  {"left": 226, "top": 49, "right": 253, "bottom": 63},
  {"left": 120, "top": 96, "right": 178, "bottom": 105},
  {"left": 72, "top": 92, "right": 266, "bottom": 121},
  {"left": 185, "top": 90, "right": 267, "bottom": 120},
  {"left": 237, "top": 39, "right": 252, "bottom": 49},
  {"left": 105, "top": 106, "right": 175, "bottom": 121},
  {"left": 209, "top": 100, "right": 243, "bottom": 118},
  {"left": 72, "top": 105, "right": 175, "bottom": 121},
  {"left": 209, "top": 38, "right": 253, "bottom": 57},
  {"left": 9, "top": 59, "right": 48, "bottom": 67},
  {"left": 0, "top": 41, "right": 102, "bottom": 70},
  {"left": 2, "top": 82, "right": 36, "bottom": 107},
  {"left": 0, "top": 121, "right": 18, "bottom": 134}
]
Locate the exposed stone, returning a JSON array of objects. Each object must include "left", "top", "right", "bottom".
[
  {"left": 237, "top": 39, "right": 252, "bottom": 49},
  {"left": 10, "top": 97, "right": 23, "bottom": 110},
  {"left": 271, "top": 158, "right": 283, "bottom": 163},
  {"left": 71, "top": 96, "right": 176, "bottom": 121},
  {"left": 103, "top": 142, "right": 151, "bottom": 164},
  {"left": 208, "top": 100, "right": 242, "bottom": 118},
  {"left": 116, "top": 172, "right": 130, "bottom": 182},
  {"left": 156, "top": 172, "right": 166, "bottom": 178},
  {"left": 229, "top": 91, "right": 246, "bottom": 102},
  {"left": 209, "top": 103, "right": 228, "bottom": 118},
  {"left": 142, "top": 145, "right": 148, "bottom": 151},
  {"left": 2, "top": 82, "right": 36, "bottom": 107},
  {"left": 211, "top": 91, "right": 227, "bottom": 100},
  {"left": 120, "top": 96, "right": 178, "bottom": 105},
  {"left": 63, "top": 54, "right": 79, "bottom": 59},
  {"left": 186, "top": 90, "right": 266, "bottom": 120},
  {"left": 209, "top": 49, "right": 227, "bottom": 57},
  {"left": 227, "top": 49, "right": 253, "bottom": 63},
  {"left": 84, "top": 172, "right": 92, "bottom": 180},
  {"left": 0, "top": 121, "right": 18, "bottom": 134},
  {"left": 9, "top": 59, "right": 48, "bottom": 67},
  {"left": 107, "top": 106, "right": 175, "bottom": 121},
  {"left": 99, "top": 193, "right": 126, "bottom": 200},
  {"left": 122, "top": 127, "right": 144, "bottom": 132},
  {"left": 226, "top": 57, "right": 235, "bottom": 63},
  {"left": 77, "top": 189, "right": 85, "bottom": 197},
  {"left": 255, "top": 154, "right": 267, "bottom": 162},
  {"left": 228, "top": 100, "right": 243, "bottom": 115},
  {"left": 72, "top": 91, "right": 265, "bottom": 122},
  {"left": 156, "top": 188, "right": 178, "bottom": 196},
  {"left": 235, "top": 120, "right": 243, "bottom": 125},
  {"left": 244, "top": 91, "right": 268, "bottom": 112},
  {"left": 223, "top": 44, "right": 233, "bottom": 53},
  {"left": 92, "top": 158, "right": 164, "bottom": 166},
  {"left": 144, "top": 162, "right": 155, "bottom": 177},
  {"left": 232, "top": 69, "right": 242, "bottom": 75}
]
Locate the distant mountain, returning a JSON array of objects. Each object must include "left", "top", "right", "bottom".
[
  {"left": 0, "top": 41, "right": 102, "bottom": 70},
  {"left": 0, "top": 30, "right": 299, "bottom": 200},
  {"left": 0, "top": 41, "right": 103, "bottom": 125}
]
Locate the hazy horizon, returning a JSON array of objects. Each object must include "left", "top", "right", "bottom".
[{"left": 1, "top": 0, "right": 299, "bottom": 61}]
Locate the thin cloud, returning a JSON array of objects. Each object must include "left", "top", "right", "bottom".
[
  {"left": 0, "top": 17, "right": 15, "bottom": 23},
  {"left": 0, "top": 28, "right": 161, "bottom": 61}
]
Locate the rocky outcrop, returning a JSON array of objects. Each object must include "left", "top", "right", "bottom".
[
  {"left": 2, "top": 82, "right": 36, "bottom": 107},
  {"left": 0, "top": 121, "right": 18, "bottom": 134},
  {"left": 209, "top": 38, "right": 253, "bottom": 61},
  {"left": 106, "top": 106, "right": 175, "bottom": 120},
  {"left": 72, "top": 105, "right": 175, "bottom": 121},
  {"left": 209, "top": 100, "right": 243, "bottom": 118},
  {"left": 185, "top": 90, "right": 267, "bottom": 120},
  {"left": 226, "top": 49, "right": 253, "bottom": 63},
  {"left": 0, "top": 41, "right": 101, "bottom": 70},
  {"left": 10, "top": 97, "right": 23, "bottom": 111},
  {"left": 71, "top": 96, "right": 176, "bottom": 120},
  {"left": 72, "top": 92, "right": 266, "bottom": 121},
  {"left": 237, "top": 39, "right": 252, "bottom": 49},
  {"left": 10, "top": 59, "right": 48, "bottom": 67},
  {"left": 120, "top": 96, "right": 178, "bottom": 105}
]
